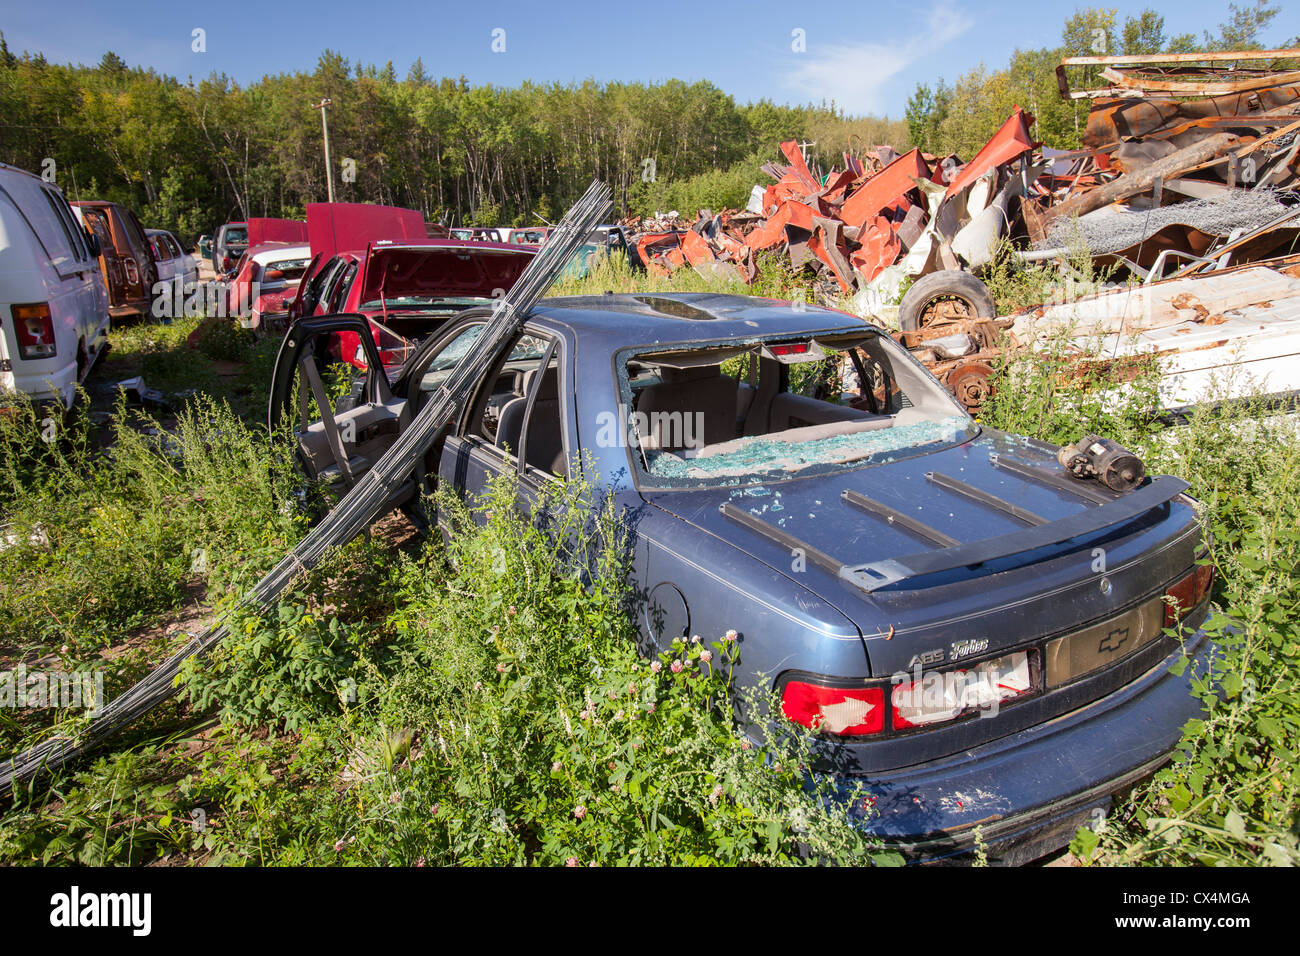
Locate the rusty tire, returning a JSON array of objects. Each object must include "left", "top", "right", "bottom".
[{"left": 899, "top": 270, "right": 996, "bottom": 333}]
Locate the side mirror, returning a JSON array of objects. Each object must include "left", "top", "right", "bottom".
[{"left": 85, "top": 231, "right": 102, "bottom": 258}]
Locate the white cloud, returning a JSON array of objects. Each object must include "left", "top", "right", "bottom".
[{"left": 781, "top": 6, "right": 973, "bottom": 117}]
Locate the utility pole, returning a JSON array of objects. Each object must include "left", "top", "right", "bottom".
[{"left": 311, "top": 98, "right": 335, "bottom": 203}]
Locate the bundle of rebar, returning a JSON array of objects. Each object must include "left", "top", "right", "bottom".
[{"left": 0, "top": 181, "right": 613, "bottom": 798}]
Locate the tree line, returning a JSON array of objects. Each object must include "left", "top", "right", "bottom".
[
  {"left": 0, "top": 2, "right": 1290, "bottom": 246},
  {"left": 0, "top": 39, "right": 906, "bottom": 244}
]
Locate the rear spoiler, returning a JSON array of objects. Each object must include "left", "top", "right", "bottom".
[{"left": 721, "top": 467, "right": 1190, "bottom": 593}]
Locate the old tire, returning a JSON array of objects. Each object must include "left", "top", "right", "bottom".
[{"left": 898, "top": 270, "right": 996, "bottom": 333}]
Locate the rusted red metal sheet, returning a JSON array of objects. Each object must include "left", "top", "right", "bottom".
[
  {"left": 850, "top": 215, "right": 902, "bottom": 283},
  {"left": 944, "top": 108, "right": 1035, "bottom": 198},
  {"left": 743, "top": 200, "right": 817, "bottom": 252},
  {"left": 780, "top": 141, "right": 822, "bottom": 194},
  {"left": 681, "top": 229, "right": 717, "bottom": 267},
  {"left": 822, "top": 168, "right": 856, "bottom": 199},
  {"left": 807, "top": 218, "right": 856, "bottom": 293},
  {"left": 636, "top": 231, "right": 685, "bottom": 276},
  {"left": 840, "top": 148, "right": 931, "bottom": 231}
]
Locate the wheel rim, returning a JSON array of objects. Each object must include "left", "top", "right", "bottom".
[
  {"left": 946, "top": 361, "right": 995, "bottom": 413},
  {"left": 918, "top": 293, "right": 979, "bottom": 329}
]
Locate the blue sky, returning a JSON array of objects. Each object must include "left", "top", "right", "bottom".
[{"left": 2, "top": 1, "right": 1295, "bottom": 117}]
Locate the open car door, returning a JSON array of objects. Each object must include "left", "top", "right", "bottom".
[{"left": 268, "top": 314, "right": 419, "bottom": 511}]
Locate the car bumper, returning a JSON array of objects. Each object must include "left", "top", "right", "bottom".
[
  {"left": 2, "top": 359, "right": 77, "bottom": 406},
  {"left": 833, "top": 628, "right": 1216, "bottom": 864},
  {"left": 109, "top": 299, "right": 150, "bottom": 320}
]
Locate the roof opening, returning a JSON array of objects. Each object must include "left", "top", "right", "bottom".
[{"left": 633, "top": 296, "right": 718, "bottom": 321}]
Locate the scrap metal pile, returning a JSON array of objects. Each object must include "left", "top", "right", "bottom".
[
  {"left": 624, "top": 109, "right": 1042, "bottom": 306},
  {"left": 625, "top": 49, "right": 1300, "bottom": 312},
  {"left": 1025, "top": 49, "right": 1300, "bottom": 272},
  {"left": 622, "top": 50, "right": 1300, "bottom": 414}
]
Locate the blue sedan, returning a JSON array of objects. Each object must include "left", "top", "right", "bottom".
[{"left": 270, "top": 292, "right": 1216, "bottom": 864}]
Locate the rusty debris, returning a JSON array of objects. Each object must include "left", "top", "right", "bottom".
[
  {"left": 641, "top": 51, "right": 1300, "bottom": 412},
  {"left": 622, "top": 107, "right": 1038, "bottom": 299},
  {"left": 1028, "top": 50, "right": 1300, "bottom": 245}
]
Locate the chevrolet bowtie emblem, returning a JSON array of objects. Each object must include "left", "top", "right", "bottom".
[{"left": 1099, "top": 627, "right": 1130, "bottom": 654}]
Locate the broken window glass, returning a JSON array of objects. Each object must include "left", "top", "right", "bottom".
[{"left": 621, "top": 330, "right": 973, "bottom": 488}]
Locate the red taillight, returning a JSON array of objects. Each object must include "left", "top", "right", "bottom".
[
  {"left": 12, "top": 303, "right": 57, "bottom": 359},
  {"left": 891, "top": 651, "right": 1032, "bottom": 730},
  {"left": 781, "top": 681, "right": 885, "bottom": 736},
  {"left": 1165, "top": 563, "right": 1214, "bottom": 627},
  {"left": 769, "top": 342, "right": 810, "bottom": 357},
  {"left": 123, "top": 256, "right": 139, "bottom": 286}
]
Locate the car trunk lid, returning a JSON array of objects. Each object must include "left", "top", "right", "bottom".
[
  {"left": 358, "top": 243, "right": 536, "bottom": 306},
  {"left": 640, "top": 428, "right": 1199, "bottom": 675}
]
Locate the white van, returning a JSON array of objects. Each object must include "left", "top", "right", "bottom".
[{"left": 0, "top": 163, "right": 110, "bottom": 406}]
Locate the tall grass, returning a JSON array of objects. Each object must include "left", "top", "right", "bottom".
[
  {"left": 0, "top": 394, "right": 304, "bottom": 665},
  {"left": 980, "top": 344, "right": 1300, "bottom": 866},
  {"left": 1, "top": 473, "right": 901, "bottom": 866}
]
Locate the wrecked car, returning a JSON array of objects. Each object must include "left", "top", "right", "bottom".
[
  {"left": 449, "top": 226, "right": 505, "bottom": 242},
  {"left": 212, "top": 220, "right": 249, "bottom": 275},
  {"left": 70, "top": 200, "right": 160, "bottom": 323},
  {"left": 146, "top": 228, "right": 198, "bottom": 316},
  {"left": 503, "top": 227, "right": 550, "bottom": 246},
  {"left": 288, "top": 202, "right": 536, "bottom": 370},
  {"left": 225, "top": 242, "right": 311, "bottom": 331},
  {"left": 270, "top": 292, "right": 1216, "bottom": 863}
]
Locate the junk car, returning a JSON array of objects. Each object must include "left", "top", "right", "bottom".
[
  {"left": 69, "top": 200, "right": 159, "bottom": 322},
  {"left": 270, "top": 292, "right": 1216, "bottom": 863},
  {"left": 212, "top": 220, "right": 249, "bottom": 275},
  {"left": 0, "top": 163, "right": 111, "bottom": 404}
]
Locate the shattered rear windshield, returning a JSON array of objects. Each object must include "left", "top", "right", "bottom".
[{"left": 618, "top": 330, "right": 973, "bottom": 489}]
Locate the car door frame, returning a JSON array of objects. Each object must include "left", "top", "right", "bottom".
[
  {"left": 267, "top": 312, "right": 408, "bottom": 491},
  {"left": 433, "top": 319, "right": 577, "bottom": 513}
]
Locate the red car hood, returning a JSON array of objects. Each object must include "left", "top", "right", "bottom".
[
  {"left": 247, "top": 218, "right": 308, "bottom": 247},
  {"left": 358, "top": 243, "right": 535, "bottom": 303},
  {"left": 306, "top": 202, "right": 426, "bottom": 261}
]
